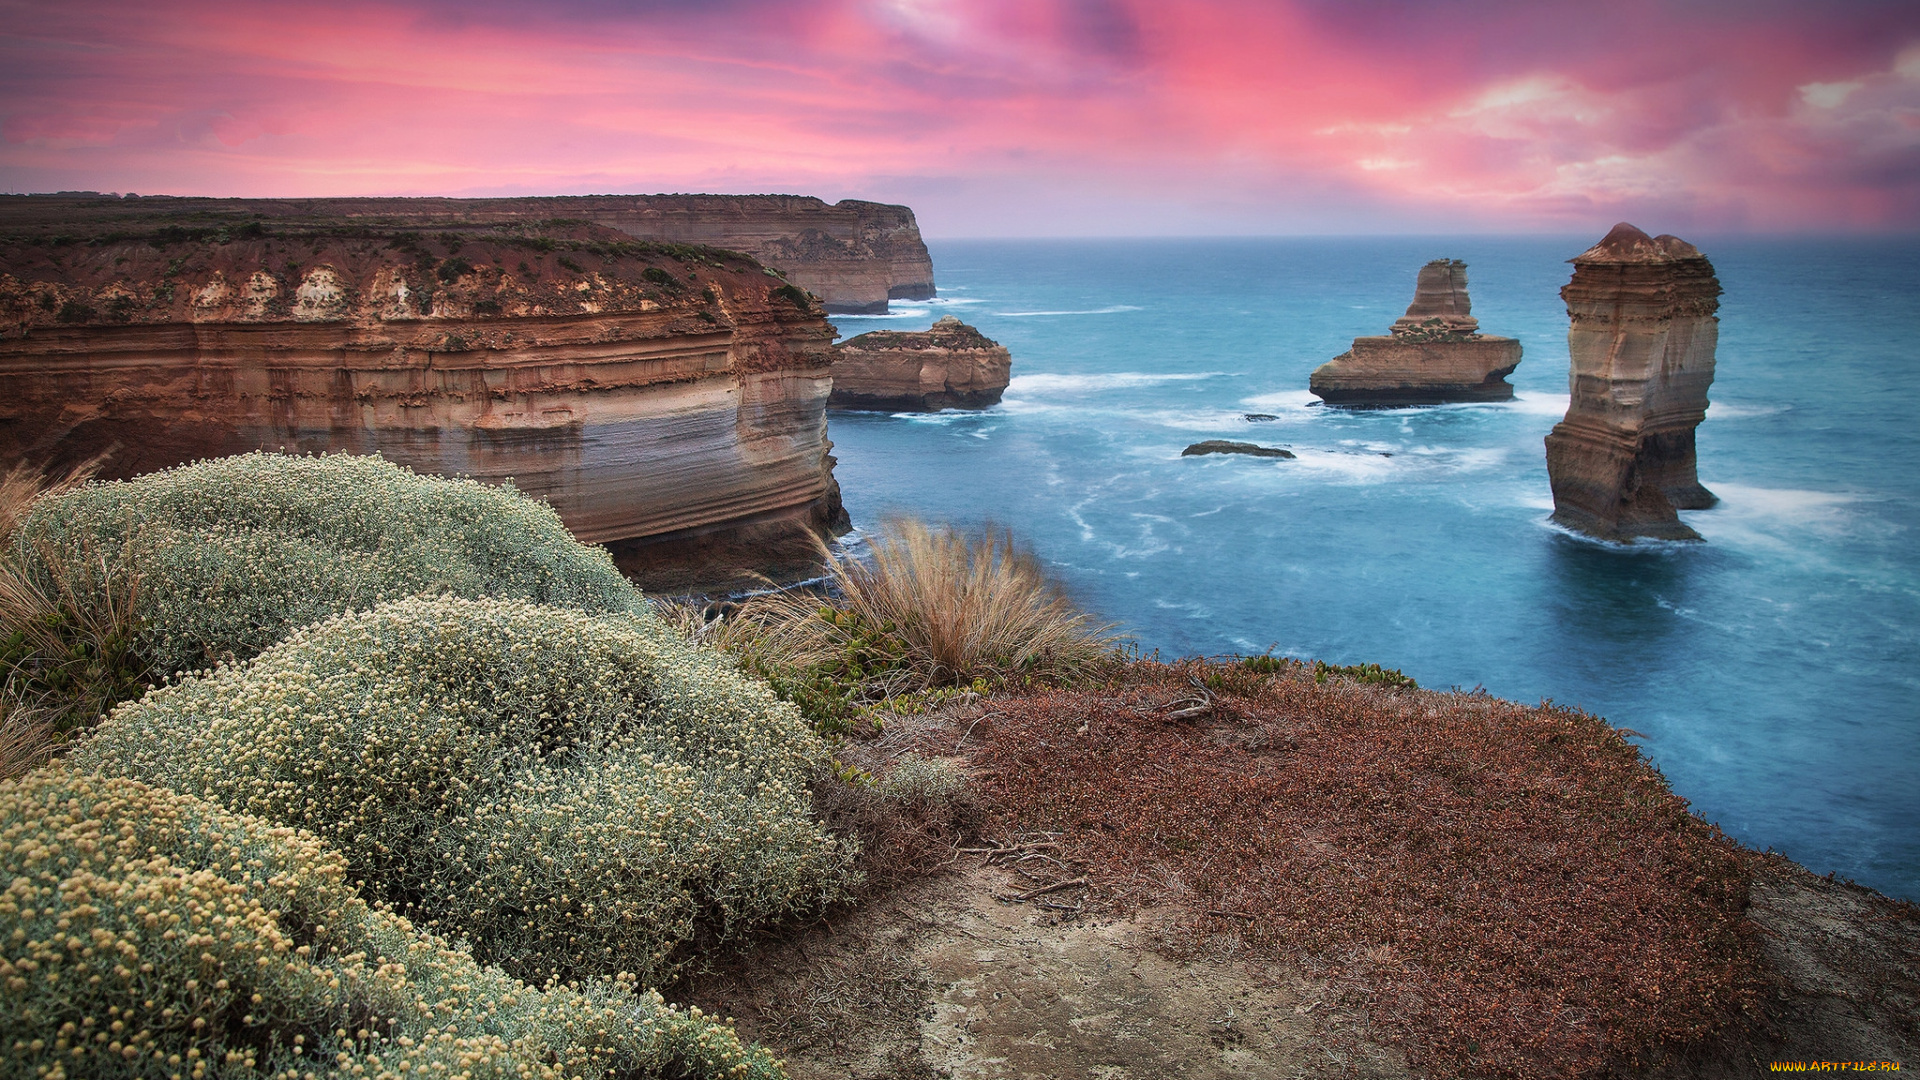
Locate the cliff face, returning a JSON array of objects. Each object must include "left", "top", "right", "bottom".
[
  {"left": 1310, "top": 259, "right": 1522, "bottom": 406},
  {"left": 1545, "top": 223, "right": 1721, "bottom": 542},
  {"left": 830, "top": 316, "right": 1011, "bottom": 411},
  {"left": 0, "top": 192, "right": 935, "bottom": 316},
  {"left": 0, "top": 208, "right": 848, "bottom": 588}
]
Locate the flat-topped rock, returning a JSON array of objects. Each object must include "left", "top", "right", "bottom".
[
  {"left": 1545, "top": 223, "right": 1722, "bottom": 542},
  {"left": 830, "top": 315, "right": 1012, "bottom": 411},
  {"left": 1181, "top": 440, "right": 1295, "bottom": 459},
  {"left": 1310, "top": 259, "right": 1522, "bottom": 406},
  {"left": 0, "top": 209, "right": 850, "bottom": 589}
]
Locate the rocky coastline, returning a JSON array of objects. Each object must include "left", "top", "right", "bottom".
[
  {"left": 1310, "top": 258, "right": 1522, "bottom": 406},
  {"left": 1546, "top": 222, "right": 1722, "bottom": 542},
  {"left": 0, "top": 207, "right": 850, "bottom": 589},
  {"left": 829, "top": 315, "right": 1012, "bottom": 411}
]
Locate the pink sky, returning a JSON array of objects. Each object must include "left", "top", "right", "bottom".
[{"left": 2, "top": 0, "right": 1916, "bottom": 235}]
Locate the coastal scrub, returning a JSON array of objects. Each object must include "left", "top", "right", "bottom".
[
  {"left": 0, "top": 771, "right": 785, "bottom": 1080},
  {"left": 10, "top": 452, "right": 641, "bottom": 675},
  {"left": 77, "top": 596, "right": 851, "bottom": 988}
]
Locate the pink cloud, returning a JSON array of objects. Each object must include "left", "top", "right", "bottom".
[{"left": 0, "top": 0, "right": 1914, "bottom": 232}]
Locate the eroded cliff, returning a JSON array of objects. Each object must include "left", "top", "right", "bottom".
[
  {"left": 0, "top": 192, "right": 935, "bottom": 315},
  {"left": 830, "top": 315, "right": 1011, "bottom": 411},
  {"left": 1310, "top": 259, "right": 1522, "bottom": 406},
  {"left": 1545, "top": 222, "right": 1721, "bottom": 542},
  {"left": 0, "top": 206, "right": 848, "bottom": 588}
]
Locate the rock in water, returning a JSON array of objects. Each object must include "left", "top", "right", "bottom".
[
  {"left": 0, "top": 202, "right": 851, "bottom": 590},
  {"left": 829, "top": 316, "right": 1012, "bottom": 411},
  {"left": 1181, "top": 441, "right": 1295, "bottom": 459},
  {"left": 1309, "top": 259, "right": 1523, "bottom": 406},
  {"left": 1545, "top": 223, "right": 1722, "bottom": 542}
]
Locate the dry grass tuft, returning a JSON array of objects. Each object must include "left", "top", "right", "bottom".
[
  {"left": 0, "top": 455, "right": 147, "bottom": 778},
  {"left": 665, "top": 519, "right": 1121, "bottom": 729},
  {"left": 964, "top": 659, "right": 1766, "bottom": 1079}
]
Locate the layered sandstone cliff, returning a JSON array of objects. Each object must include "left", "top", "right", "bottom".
[
  {"left": 0, "top": 192, "right": 936, "bottom": 315},
  {"left": 1545, "top": 223, "right": 1722, "bottom": 542},
  {"left": 830, "top": 316, "right": 1011, "bottom": 411},
  {"left": 0, "top": 204, "right": 848, "bottom": 588},
  {"left": 1310, "top": 259, "right": 1522, "bottom": 406}
]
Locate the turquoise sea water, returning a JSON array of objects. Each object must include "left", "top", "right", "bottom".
[{"left": 825, "top": 236, "right": 1920, "bottom": 901}]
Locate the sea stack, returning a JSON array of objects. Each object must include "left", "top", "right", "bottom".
[
  {"left": 1309, "top": 259, "right": 1522, "bottom": 406},
  {"left": 829, "top": 316, "right": 1012, "bottom": 411},
  {"left": 1544, "top": 223, "right": 1722, "bottom": 542}
]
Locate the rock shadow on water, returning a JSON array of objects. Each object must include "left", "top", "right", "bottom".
[{"left": 1541, "top": 529, "right": 1714, "bottom": 650}]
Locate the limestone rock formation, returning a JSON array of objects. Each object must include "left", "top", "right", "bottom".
[
  {"left": 829, "top": 316, "right": 1012, "bottom": 411},
  {"left": 1545, "top": 223, "right": 1722, "bottom": 542},
  {"left": 1181, "top": 441, "right": 1295, "bottom": 459},
  {"left": 0, "top": 205, "right": 850, "bottom": 589},
  {"left": 0, "top": 192, "right": 935, "bottom": 315},
  {"left": 1309, "top": 259, "right": 1522, "bottom": 406}
]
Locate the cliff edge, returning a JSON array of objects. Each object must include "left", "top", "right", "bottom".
[{"left": 0, "top": 200, "right": 851, "bottom": 589}]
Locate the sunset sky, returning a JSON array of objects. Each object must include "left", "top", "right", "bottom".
[{"left": 3, "top": 0, "right": 1917, "bottom": 236}]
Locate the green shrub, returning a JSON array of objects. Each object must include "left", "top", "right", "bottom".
[
  {"left": 11, "top": 452, "right": 641, "bottom": 673},
  {"left": 78, "top": 596, "right": 850, "bottom": 987},
  {"left": 0, "top": 771, "right": 785, "bottom": 1080},
  {"left": 1312, "top": 660, "right": 1418, "bottom": 690}
]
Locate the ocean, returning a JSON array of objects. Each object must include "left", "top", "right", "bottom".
[{"left": 824, "top": 236, "right": 1920, "bottom": 902}]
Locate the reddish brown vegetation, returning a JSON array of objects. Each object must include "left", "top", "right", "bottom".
[{"left": 965, "top": 661, "right": 1765, "bottom": 1079}]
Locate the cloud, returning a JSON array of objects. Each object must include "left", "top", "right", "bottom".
[{"left": 0, "top": 0, "right": 1915, "bottom": 232}]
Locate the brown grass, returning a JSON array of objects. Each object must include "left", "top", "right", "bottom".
[
  {"left": 0, "top": 455, "right": 148, "bottom": 778},
  {"left": 680, "top": 517, "right": 1121, "bottom": 694},
  {"left": 963, "top": 660, "right": 1766, "bottom": 1079}
]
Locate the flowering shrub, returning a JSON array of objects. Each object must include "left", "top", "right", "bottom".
[
  {"left": 0, "top": 771, "right": 785, "bottom": 1080},
  {"left": 79, "top": 597, "right": 851, "bottom": 987},
  {"left": 11, "top": 453, "right": 641, "bottom": 673}
]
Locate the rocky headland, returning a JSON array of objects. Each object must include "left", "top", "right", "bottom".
[
  {"left": 0, "top": 204, "right": 851, "bottom": 588},
  {"left": 1545, "top": 222, "right": 1722, "bottom": 542},
  {"left": 0, "top": 192, "right": 935, "bottom": 315},
  {"left": 1309, "top": 258, "right": 1523, "bottom": 406},
  {"left": 829, "top": 315, "right": 1012, "bottom": 411}
]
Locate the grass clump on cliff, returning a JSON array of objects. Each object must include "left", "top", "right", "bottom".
[
  {"left": 10, "top": 452, "right": 641, "bottom": 675},
  {"left": 0, "top": 458, "right": 150, "bottom": 779},
  {"left": 669, "top": 518, "right": 1119, "bottom": 731},
  {"left": 77, "top": 596, "right": 850, "bottom": 989},
  {"left": 0, "top": 771, "right": 785, "bottom": 1080}
]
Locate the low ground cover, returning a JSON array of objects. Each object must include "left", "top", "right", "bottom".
[
  {"left": 0, "top": 771, "right": 783, "bottom": 1080},
  {"left": 77, "top": 596, "right": 851, "bottom": 989},
  {"left": 957, "top": 660, "right": 1767, "bottom": 1079}
]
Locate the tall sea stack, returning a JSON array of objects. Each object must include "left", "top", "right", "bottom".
[
  {"left": 1545, "top": 223, "right": 1722, "bottom": 542},
  {"left": 1309, "top": 259, "right": 1522, "bottom": 406}
]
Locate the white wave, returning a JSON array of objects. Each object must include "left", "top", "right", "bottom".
[
  {"left": 1502, "top": 390, "right": 1573, "bottom": 416},
  {"left": 995, "top": 304, "right": 1143, "bottom": 317},
  {"left": 1238, "top": 389, "right": 1323, "bottom": 412},
  {"left": 1287, "top": 448, "right": 1399, "bottom": 481},
  {"left": 922, "top": 295, "right": 988, "bottom": 306},
  {"left": 1706, "top": 400, "right": 1789, "bottom": 420},
  {"left": 1007, "top": 371, "right": 1222, "bottom": 395}
]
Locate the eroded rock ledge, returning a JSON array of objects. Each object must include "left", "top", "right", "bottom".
[
  {"left": 830, "top": 316, "right": 1012, "bottom": 411},
  {"left": 1310, "top": 259, "right": 1522, "bottom": 406},
  {"left": 1545, "top": 223, "right": 1722, "bottom": 543},
  {"left": 0, "top": 208, "right": 849, "bottom": 589},
  {"left": 0, "top": 192, "right": 935, "bottom": 315}
]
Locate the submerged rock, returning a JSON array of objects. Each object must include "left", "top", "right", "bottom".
[
  {"left": 829, "top": 316, "right": 1012, "bottom": 411},
  {"left": 1309, "top": 259, "right": 1522, "bottom": 406},
  {"left": 1181, "top": 441, "right": 1295, "bottom": 459},
  {"left": 1545, "top": 223, "right": 1722, "bottom": 542}
]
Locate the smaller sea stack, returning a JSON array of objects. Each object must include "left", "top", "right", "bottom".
[
  {"left": 830, "top": 315, "right": 1012, "bottom": 411},
  {"left": 1545, "top": 223, "right": 1722, "bottom": 542},
  {"left": 1310, "top": 259, "right": 1522, "bottom": 406}
]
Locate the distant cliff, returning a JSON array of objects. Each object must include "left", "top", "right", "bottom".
[
  {"left": 831, "top": 316, "right": 1011, "bottom": 411},
  {"left": 0, "top": 203, "right": 849, "bottom": 589},
  {"left": 0, "top": 192, "right": 935, "bottom": 315}
]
